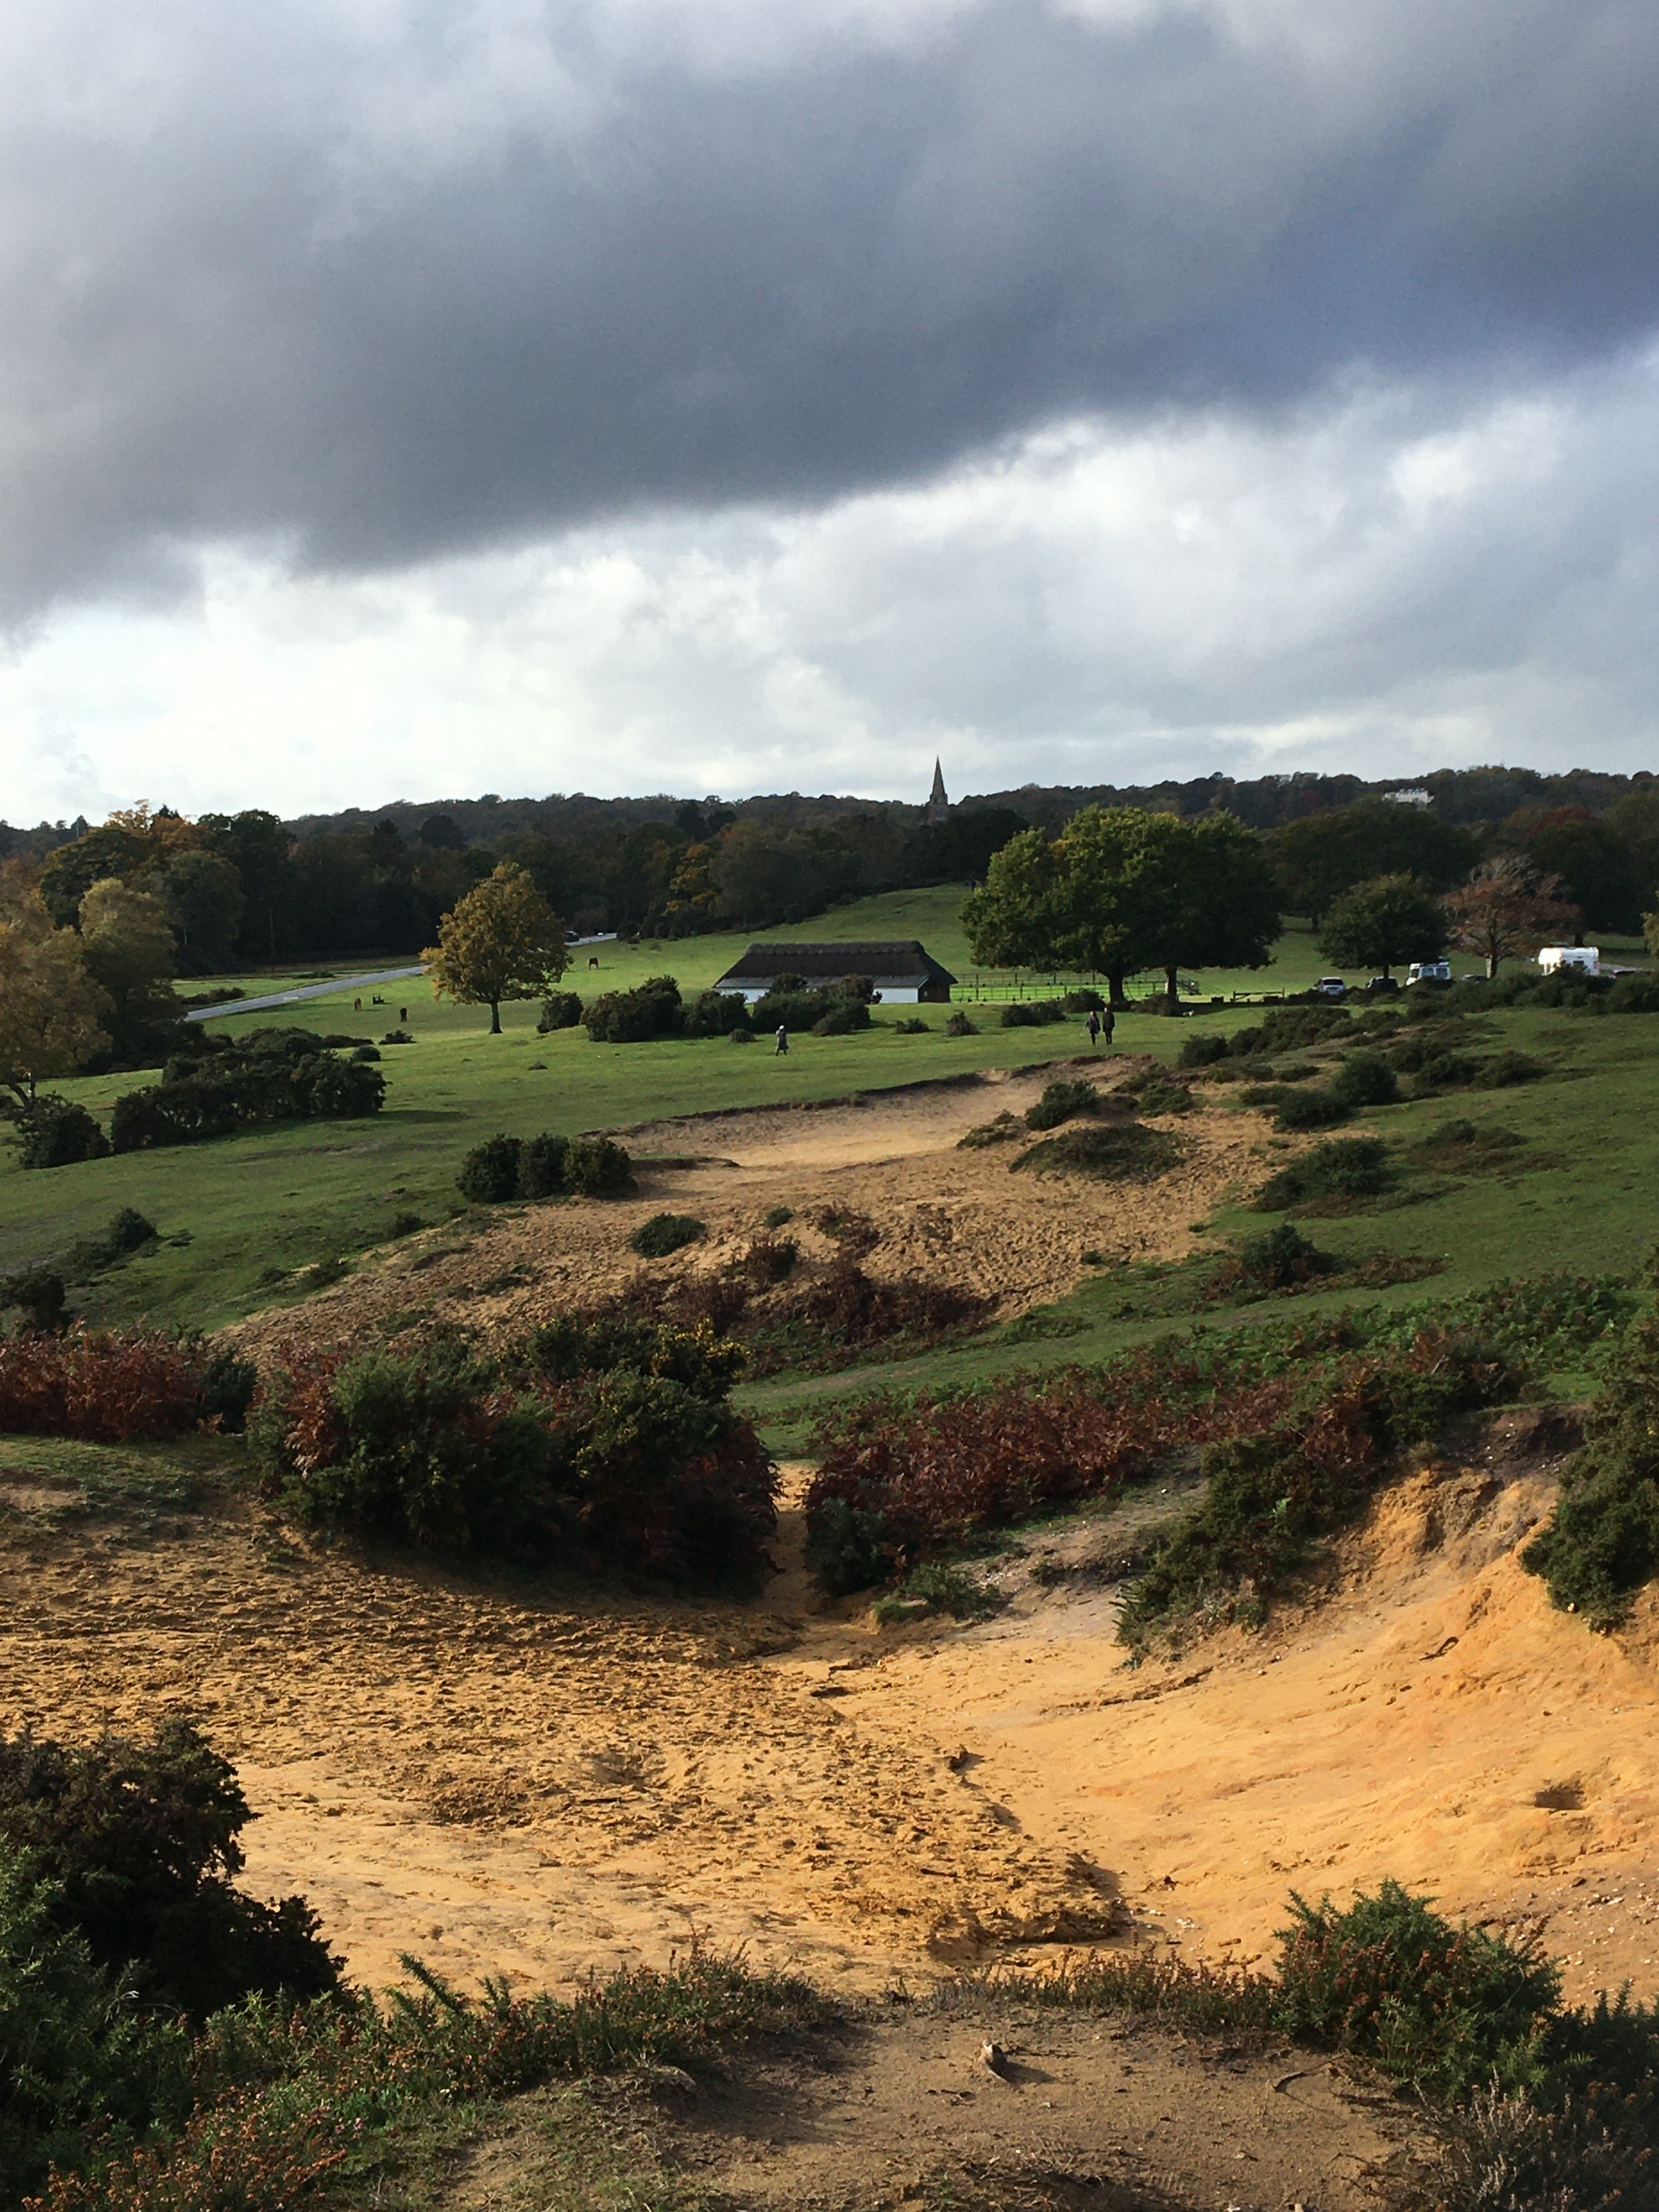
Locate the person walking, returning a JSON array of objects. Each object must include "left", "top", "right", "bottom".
[
  {"left": 1086, "top": 1009, "right": 1101, "bottom": 1048},
  {"left": 775, "top": 1023, "right": 789, "bottom": 1055},
  {"left": 1101, "top": 1004, "right": 1116, "bottom": 1049}
]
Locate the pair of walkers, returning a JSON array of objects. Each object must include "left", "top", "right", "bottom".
[{"left": 1085, "top": 1006, "right": 1116, "bottom": 1049}]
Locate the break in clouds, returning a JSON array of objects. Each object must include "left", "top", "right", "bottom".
[{"left": 1, "top": 0, "right": 1658, "bottom": 811}]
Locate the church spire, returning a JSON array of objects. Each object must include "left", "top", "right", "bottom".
[{"left": 927, "top": 758, "right": 950, "bottom": 824}]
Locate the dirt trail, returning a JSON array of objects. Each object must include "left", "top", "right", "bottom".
[
  {"left": 229, "top": 1062, "right": 1267, "bottom": 1367},
  {"left": 2, "top": 1424, "right": 1656, "bottom": 2012}
]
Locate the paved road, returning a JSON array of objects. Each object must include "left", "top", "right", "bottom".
[{"left": 185, "top": 964, "right": 427, "bottom": 1023}]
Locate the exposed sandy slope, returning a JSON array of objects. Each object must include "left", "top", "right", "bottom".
[
  {"left": 2, "top": 1421, "right": 1655, "bottom": 2014},
  {"left": 228, "top": 1060, "right": 1267, "bottom": 1366}
]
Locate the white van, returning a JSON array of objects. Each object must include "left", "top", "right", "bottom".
[
  {"left": 1537, "top": 946, "right": 1599, "bottom": 976},
  {"left": 1406, "top": 960, "right": 1451, "bottom": 985}
]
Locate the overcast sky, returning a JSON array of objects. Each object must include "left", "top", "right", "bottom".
[{"left": 2, "top": 0, "right": 1656, "bottom": 822}]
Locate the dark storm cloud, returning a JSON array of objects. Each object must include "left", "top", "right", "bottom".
[{"left": 2, "top": 0, "right": 1658, "bottom": 611}]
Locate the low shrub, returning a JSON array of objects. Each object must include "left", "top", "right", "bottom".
[
  {"left": 743, "top": 1234, "right": 797, "bottom": 1285},
  {"left": 0, "top": 1265, "right": 67, "bottom": 1333},
  {"left": 257, "top": 1323, "right": 775, "bottom": 1586},
  {"left": 1178, "top": 1033, "right": 1230, "bottom": 1068},
  {"left": 537, "top": 990, "right": 584, "bottom": 1031},
  {"left": 389, "top": 1210, "right": 424, "bottom": 1238},
  {"left": 873, "top": 1560, "right": 1002, "bottom": 1623},
  {"left": 1606, "top": 972, "right": 1659, "bottom": 1014},
  {"left": 1024, "top": 1079, "right": 1100, "bottom": 1131},
  {"left": 812, "top": 1204, "right": 880, "bottom": 1254},
  {"left": 582, "top": 974, "right": 684, "bottom": 1043},
  {"left": 958, "top": 1111, "right": 1026, "bottom": 1148},
  {"left": 810, "top": 1000, "right": 872, "bottom": 1036},
  {"left": 999, "top": 998, "right": 1068, "bottom": 1028},
  {"left": 351, "top": 1043, "right": 381, "bottom": 1063},
  {"left": 0, "top": 1721, "right": 340, "bottom": 2027},
  {"left": 1012, "top": 1123, "right": 1184, "bottom": 1180},
  {"left": 805, "top": 1496, "right": 898, "bottom": 1595},
  {"left": 1126, "top": 1071, "right": 1194, "bottom": 1115},
  {"left": 1476, "top": 1048, "right": 1546, "bottom": 1088},
  {"left": 1522, "top": 1290, "right": 1659, "bottom": 1627},
  {"left": 110, "top": 1032, "right": 383, "bottom": 1153},
  {"left": 1268, "top": 1087, "right": 1351, "bottom": 1131},
  {"left": 11, "top": 1096, "right": 110, "bottom": 1170},
  {"left": 1062, "top": 988, "right": 1106, "bottom": 1012},
  {"left": 761, "top": 1205, "right": 794, "bottom": 1229},
  {"left": 457, "top": 1132, "right": 523, "bottom": 1204},
  {"left": 893, "top": 1017, "right": 931, "bottom": 1034},
  {"left": 1274, "top": 1880, "right": 1561, "bottom": 2103},
  {"left": 629, "top": 1213, "right": 706, "bottom": 1259},
  {"left": 1256, "top": 1136, "right": 1393, "bottom": 1210},
  {"left": 381, "top": 1028, "right": 414, "bottom": 1043},
  {"left": 1330, "top": 1052, "right": 1400, "bottom": 1107},
  {"left": 565, "top": 1135, "right": 635, "bottom": 1196},
  {"left": 457, "top": 1131, "right": 631, "bottom": 1203},
  {"left": 945, "top": 1010, "right": 978, "bottom": 1036},
  {"left": 1237, "top": 1224, "right": 1339, "bottom": 1291},
  {"left": 729, "top": 1025, "right": 755, "bottom": 1043}
]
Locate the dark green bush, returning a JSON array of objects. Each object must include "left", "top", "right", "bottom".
[
  {"left": 743, "top": 1235, "right": 798, "bottom": 1285},
  {"left": 629, "top": 1213, "right": 706, "bottom": 1259},
  {"left": 761, "top": 1205, "right": 794, "bottom": 1229},
  {"left": 457, "top": 1133, "right": 524, "bottom": 1204},
  {"left": 1274, "top": 1881, "right": 1561, "bottom": 2103},
  {"left": 1178, "top": 1033, "right": 1230, "bottom": 1067},
  {"left": 729, "top": 1025, "right": 755, "bottom": 1043},
  {"left": 583, "top": 974, "right": 685, "bottom": 1043},
  {"left": 1268, "top": 1087, "right": 1351, "bottom": 1131},
  {"left": 999, "top": 997, "right": 1068, "bottom": 1028},
  {"left": 1024, "top": 1078, "right": 1100, "bottom": 1131},
  {"left": 104, "top": 1208, "right": 159, "bottom": 1256},
  {"left": 893, "top": 1017, "right": 930, "bottom": 1034},
  {"left": 1607, "top": 972, "right": 1659, "bottom": 1014},
  {"left": 12, "top": 1096, "right": 110, "bottom": 1170},
  {"left": 381, "top": 1028, "right": 414, "bottom": 1043},
  {"left": 0, "top": 1265, "right": 66, "bottom": 1332},
  {"left": 565, "top": 1135, "right": 634, "bottom": 1196},
  {"left": 1256, "top": 1136, "right": 1393, "bottom": 1209},
  {"left": 351, "top": 1043, "right": 381, "bottom": 1062},
  {"left": 1331, "top": 1052, "right": 1400, "bottom": 1107},
  {"left": 1062, "top": 988, "right": 1105, "bottom": 1012},
  {"left": 110, "top": 1033, "right": 383, "bottom": 1153},
  {"left": 0, "top": 1722, "right": 340, "bottom": 2026},
  {"left": 1523, "top": 1296, "right": 1659, "bottom": 1627},
  {"left": 258, "top": 1323, "right": 775, "bottom": 1587},
  {"left": 1237, "top": 1223, "right": 1338, "bottom": 1290},
  {"left": 810, "top": 999, "right": 872, "bottom": 1035},
  {"left": 1013, "top": 1124, "right": 1183, "bottom": 1180},
  {"left": 196, "top": 1350, "right": 258, "bottom": 1432},
  {"left": 945, "top": 1010, "right": 978, "bottom": 1036},
  {"left": 389, "top": 1209, "right": 424, "bottom": 1237},
  {"left": 1476, "top": 1048, "right": 1545, "bottom": 1088},
  {"left": 1127, "top": 1072, "right": 1194, "bottom": 1115},
  {"left": 518, "top": 1132, "right": 570, "bottom": 1200},
  {"left": 0, "top": 1847, "right": 193, "bottom": 2202},
  {"left": 537, "top": 990, "right": 584, "bottom": 1031},
  {"left": 804, "top": 1495, "right": 897, "bottom": 1595}
]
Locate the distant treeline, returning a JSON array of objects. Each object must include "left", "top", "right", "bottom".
[{"left": 4, "top": 761, "right": 1659, "bottom": 967}]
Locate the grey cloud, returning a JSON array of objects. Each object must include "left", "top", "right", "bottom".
[{"left": 2, "top": 0, "right": 1658, "bottom": 612}]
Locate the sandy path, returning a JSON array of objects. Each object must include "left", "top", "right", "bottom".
[{"left": 230, "top": 1062, "right": 1269, "bottom": 1368}]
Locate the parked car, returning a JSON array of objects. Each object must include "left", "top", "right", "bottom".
[
  {"left": 1406, "top": 960, "right": 1451, "bottom": 985},
  {"left": 1364, "top": 975, "right": 1401, "bottom": 996},
  {"left": 1315, "top": 976, "right": 1347, "bottom": 999}
]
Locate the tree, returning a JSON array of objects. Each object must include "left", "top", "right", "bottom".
[
  {"left": 38, "top": 825, "right": 149, "bottom": 927},
  {"left": 1318, "top": 873, "right": 1447, "bottom": 976},
  {"left": 424, "top": 862, "right": 569, "bottom": 1032},
  {"left": 1443, "top": 856, "right": 1581, "bottom": 979},
  {"left": 0, "top": 883, "right": 111, "bottom": 1111},
  {"left": 78, "top": 879, "right": 185, "bottom": 1065},
  {"left": 964, "top": 806, "right": 1280, "bottom": 1007},
  {"left": 1504, "top": 808, "right": 1644, "bottom": 935},
  {"left": 160, "top": 851, "right": 245, "bottom": 974},
  {"left": 198, "top": 809, "right": 296, "bottom": 961},
  {"left": 1265, "top": 801, "right": 1479, "bottom": 924}
]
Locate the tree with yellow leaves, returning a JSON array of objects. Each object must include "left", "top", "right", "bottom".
[
  {"left": 0, "top": 877, "right": 112, "bottom": 1111},
  {"left": 424, "top": 862, "right": 569, "bottom": 1033}
]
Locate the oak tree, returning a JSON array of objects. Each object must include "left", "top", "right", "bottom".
[{"left": 424, "top": 862, "right": 569, "bottom": 1032}]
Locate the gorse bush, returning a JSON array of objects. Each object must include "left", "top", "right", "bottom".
[
  {"left": 1261, "top": 1087, "right": 1350, "bottom": 1131},
  {"left": 945, "top": 1010, "right": 978, "bottom": 1036},
  {"left": 1523, "top": 1275, "right": 1659, "bottom": 1627},
  {"left": 1274, "top": 1881, "right": 1562, "bottom": 2104},
  {"left": 255, "top": 1319, "right": 776, "bottom": 1587},
  {"left": 110, "top": 1030, "right": 384, "bottom": 1153},
  {"left": 0, "top": 1266, "right": 67, "bottom": 1334},
  {"left": 456, "top": 1130, "right": 631, "bottom": 1203},
  {"left": 537, "top": 990, "right": 584, "bottom": 1031},
  {"left": 1025, "top": 1079, "right": 1101, "bottom": 1131},
  {"left": 1256, "top": 1135, "right": 1393, "bottom": 1210},
  {"left": 11, "top": 1096, "right": 110, "bottom": 1170},
  {"left": 1331, "top": 1052, "right": 1400, "bottom": 1107},
  {"left": 0, "top": 1723, "right": 340, "bottom": 2028},
  {"left": 1012, "top": 1122, "right": 1184, "bottom": 1180},
  {"left": 629, "top": 1212, "right": 706, "bottom": 1259},
  {"left": 1237, "top": 1223, "right": 1338, "bottom": 1292},
  {"left": 998, "top": 997, "right": 1068, "bottom": 1028}
]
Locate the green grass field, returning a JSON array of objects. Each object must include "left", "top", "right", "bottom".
[{"left": 6, "top": 885, "right": 1657, "bottom": 1454}]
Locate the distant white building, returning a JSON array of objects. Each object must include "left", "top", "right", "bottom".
[
  {"left": 1383, "top": 787, "right": 1432, "bottom": 806},
  {"left": 713, "top": 940, "right": 958, "bottom": 1005}
]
